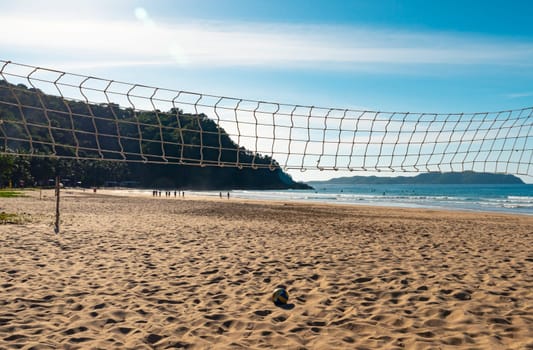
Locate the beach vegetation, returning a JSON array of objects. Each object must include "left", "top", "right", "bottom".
[
  {"left": 0, "top": 211, "right": 28, "bottom": 224},
  {"left": 0, "top": 190, "right": 24, "bottom": 198}
]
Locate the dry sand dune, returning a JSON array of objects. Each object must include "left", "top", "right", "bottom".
[{"left": 1, "top": 189, "right": 532, "bottom": 349}]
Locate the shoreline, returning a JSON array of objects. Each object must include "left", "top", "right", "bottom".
[
  {"left": 59, "top": 187, "right": 533, "bottom": 217},
  {"left": 8, "top": 185, "right": 531, "bottom": 217}
]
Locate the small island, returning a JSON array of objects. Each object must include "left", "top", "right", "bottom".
[{"left": 310, "top": 171, "right": 524, "bottom": 185}]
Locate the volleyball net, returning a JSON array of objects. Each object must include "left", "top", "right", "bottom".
[{"left": 0, "top": 60, "right": 532, "bottom": 177}]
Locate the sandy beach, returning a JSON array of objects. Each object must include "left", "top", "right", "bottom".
[{"left": 1, "top": 189, "right": 532, "bottom": 349}]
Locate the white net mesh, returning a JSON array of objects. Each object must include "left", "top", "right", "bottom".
[{"left": 1, "top": 60, "right": 532, "bottom": 176}]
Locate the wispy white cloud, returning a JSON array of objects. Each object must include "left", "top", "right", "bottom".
[
  {"left": 1, "top": 10, "right": 533, "bottom": 72},
  {"left": 505, "top": 91, "right": 533, "bottom": 99}
]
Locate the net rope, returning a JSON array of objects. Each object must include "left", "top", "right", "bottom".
[{"left": 0, "top": 59, "right": 532, "bottom": 177}]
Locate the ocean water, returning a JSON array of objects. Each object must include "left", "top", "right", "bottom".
[
  {"left": 227, "top": 184, "right": 533, "bottom": 215},
  {"left": 113, "top": 183, "right": 533, "bottom": 215}
]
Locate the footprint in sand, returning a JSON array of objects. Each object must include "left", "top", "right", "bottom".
[
  {"left": 4, "top": 334, "right": 27, "bottom": 341},
  {"left": 204, "top": 314, "right": 226, "bottom": 321},
  {"left": 254, "top": 310, "right": 272, "bottom": 317},
  {"left": 118, "top": 327, "right": 133, "bottom": 335},
  {"left": 272, "top": 315, "right": 287, "bottom": 323},
  {"left": 63, "top": 326, "right": 88, "bottom": 335},
  {"left": 146, "top": 333, "right": 164, "bottom": 344}
]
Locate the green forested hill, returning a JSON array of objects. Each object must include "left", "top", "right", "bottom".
[{"left": 0, "top": 80, "right": 310, "bottom": 189}]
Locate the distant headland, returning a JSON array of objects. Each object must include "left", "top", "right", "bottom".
[{"left": 310, "top": 172, "right": 525, "bottom": 185}]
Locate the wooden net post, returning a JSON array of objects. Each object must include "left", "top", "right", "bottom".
[{"left": 54, "top": 176, "right": 60, "bottom": 234}]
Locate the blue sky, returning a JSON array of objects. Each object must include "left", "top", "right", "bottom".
[{"left": 1, "top": 0, "right": 532, "bottom": 181}]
